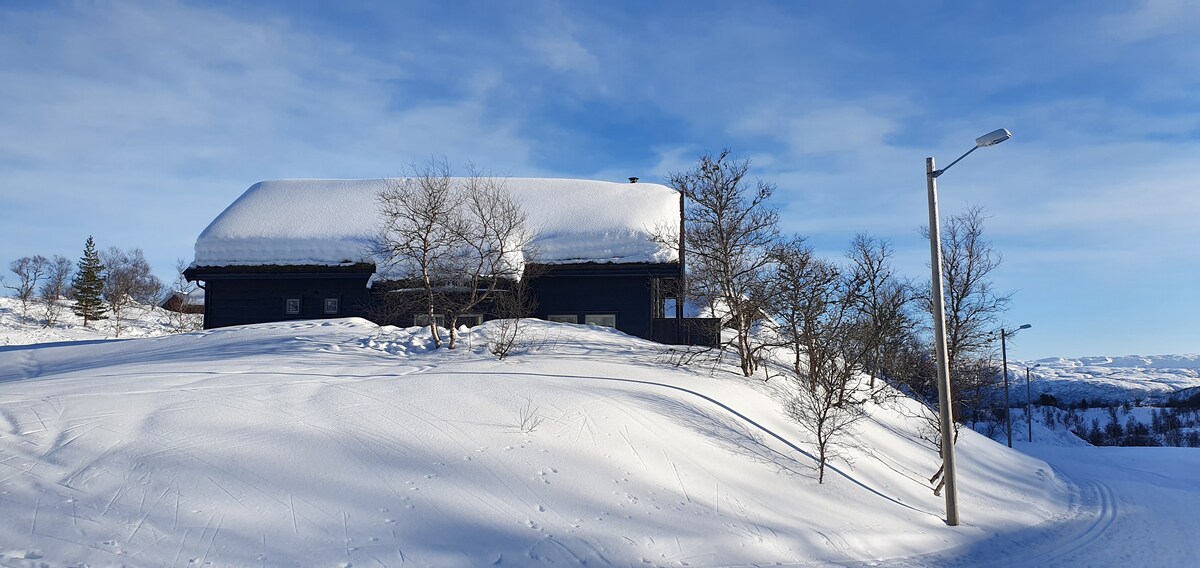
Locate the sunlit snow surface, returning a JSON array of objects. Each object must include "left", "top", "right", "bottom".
[
  {"left": 192, "top": 178, "right": 681, "bottom": 270},
  {"left": 0, "top": 317, "right": 1079, "bottom": 567},
  {"left": 1022, "top": 354, "right": 1200, "bottom": 403}
]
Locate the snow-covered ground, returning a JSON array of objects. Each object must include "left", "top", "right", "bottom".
[
  {"left": 1022, "top": 354, "right": 1200, "bottom": 404},
  {"left": 0, "top": 297, "right": 199, "bottom": 347},
  {"left": 1, "top": 316, "right": 1197, "bottom": 566},
  {"left": 0, "top": 318, "right": 1073, "bottom": 567}
]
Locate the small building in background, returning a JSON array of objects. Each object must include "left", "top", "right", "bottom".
[{"left": 159, "top": 288, "right": 205, "bottom": 314}]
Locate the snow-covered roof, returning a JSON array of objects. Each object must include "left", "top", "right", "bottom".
[{"left": 192, "top": 178, "right": 680, "bottom": 269}]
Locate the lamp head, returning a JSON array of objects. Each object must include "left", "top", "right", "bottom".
[
  {"left": 1019, "top": 323, "right": 1032, "bottom": 330},
  {"left": 976, "top": 128, "right": 1012, "bottom": 148}
]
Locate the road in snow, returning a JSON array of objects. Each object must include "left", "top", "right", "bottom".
[
  {"left": 1015, "top": 445, "right": 1200, "bottom": 566},
  {"left": 872, "top": 443, "right": 1200, "bottom": 567}
]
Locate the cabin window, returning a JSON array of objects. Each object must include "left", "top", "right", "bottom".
[
  {"left": 662, "top": 298, "right": 679, "bottom": 318},
  {"left": 455, "top": 314, "right": 483, "bottom": 327},
  {"left": 414, "top": 314, "right": 447, "bottom": 327},
  {"left": 547, "top": 314, "right": 578, "bottom": 324},
  {"left": 323, "top": 298, "right": 340, "bottom": 315},
  {"left": 285, "top": 298, "right": 301, "bottom": 315},
  {"left": 584, "top": 314, "right": 617, "bottom": 328}
]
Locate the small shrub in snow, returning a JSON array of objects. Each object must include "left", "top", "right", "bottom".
[{"left": 515, "top": 397, "right": 544, "bottom": 434}]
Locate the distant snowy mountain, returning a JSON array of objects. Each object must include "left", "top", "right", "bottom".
[{"left": 1020, "top": 354, "right": 1200, "bottom": 404}]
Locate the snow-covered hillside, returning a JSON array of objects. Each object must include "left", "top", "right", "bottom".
[
  {"left": 0, "top": 318, "right": 1072, "bottom": 567},
  {"left": 1021, "top": 354, "right": 1200, "bottom": 404},
  {"left": 0, "top": 296, "right": 199, "bottom": 347}
]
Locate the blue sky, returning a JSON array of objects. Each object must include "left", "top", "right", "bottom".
[{"left": 1, "top": 1, "right": 1197, "bottom": 359}]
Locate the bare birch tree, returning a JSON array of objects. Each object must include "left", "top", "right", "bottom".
[
  {"left": 375, "top": 159, "right": 462, "bottom": 347},
  {"left": 375, "top": 159, "right": 533, "bottom": 350},
  {"left": 776, "top": 256, "right": 871, "bottom": 484},
  {"left": 5, "top": 255, "right": 48, "bottom": 319},
  {"left": 440, "top": 170, "right": 532, "bottom": 349},
  {"left": 101, "top": 247, "right": 163, "bottom": 337},
  {"left": 923, "top": 207, "right": 1012, "bottom": 370},
  {"left": 845, "top": 234, "right": 916, "bottom": 392},
  {"left": 912, "top": 206, "right": 1012, "bottom": 449},
  {"left": 769, "top": 237, "right": 840, "bottom": 382},
  {"left": 668, "top": 149, "right": 779, "bottom": 377},
  {"left": 38, "top": 255, "right": 73, "bottom": 327}
]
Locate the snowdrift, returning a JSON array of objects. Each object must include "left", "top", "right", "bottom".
[{"left": 0, "top": 319, "right": 1068, "bottom": 567}]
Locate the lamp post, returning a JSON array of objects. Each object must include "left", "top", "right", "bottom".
[
  {"left": 926, "top": 127, "right": 1011, "bottom": 527},
  {"left": 1026, "top": 363, "right": 1041, "bottom": 442},
  {"left": 1000, "top": 323, "right": 1031, "bottom": 448}
]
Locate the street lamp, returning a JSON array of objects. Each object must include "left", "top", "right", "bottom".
[
  {"left": 1000, "top": 324, "right": 1031, "bottom": 448},
  {"left": 1026, "top": 363, "right": 1041, "bottom": 443},
  {"left": 926, "top": 127, "right": 1011, "bottom": 527}
]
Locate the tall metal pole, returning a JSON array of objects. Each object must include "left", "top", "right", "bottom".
[
  {"left": 1026, "top": 366, "right": 1034, "bottom": 442},
  {"left": 1001, "top": 329, "right": 1012, "bottom": 448},
  {"left": 926, "top": 157, "right": 959, "bottom": 526}
]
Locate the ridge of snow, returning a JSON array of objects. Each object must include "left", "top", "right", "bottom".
[{"left": 192, "top": 177, "right": 681, "bottom": 269}]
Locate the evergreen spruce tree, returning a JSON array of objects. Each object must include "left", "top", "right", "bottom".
[{"left": 71, "top": 236, "right": 108, "bottom": 326}]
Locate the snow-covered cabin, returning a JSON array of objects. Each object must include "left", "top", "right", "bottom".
[
  {"left": 185, "top": 178, "right": 717, "bottom": 344},
  {"left": 160, "top": 288, "right": 205, "bottom": 314}
]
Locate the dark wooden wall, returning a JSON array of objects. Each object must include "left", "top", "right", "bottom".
[
  {"left": 192, "top": 262, "right": 684, "bottom": 342},
  {"left": 199, "top": 273, "right": 373, "bottom": 329},
  {"left": 528, "top": 263, "right": 680, "bottom": 340}
]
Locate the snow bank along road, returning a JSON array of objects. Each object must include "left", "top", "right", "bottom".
[{"left": 0, "top": 318, "right": 1189, "bottom": 566}]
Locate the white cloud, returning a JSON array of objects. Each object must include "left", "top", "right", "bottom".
[
  {"left": 521, "top": 2, "right": 600, "bottom": 78},
  {"left": 0, "top": 1, "right": 539, "bottom": 281},
  {"left": 1101, "top": 0, "right": 1200, "bottom": 43}
]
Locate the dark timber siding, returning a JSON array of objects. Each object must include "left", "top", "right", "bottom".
[
  {"left": 189, "top": 268, "right": 374, "bottom": 329},
  {"left": 187, "top": 262, "right": 688, "bottom": 342},
  {"left": 528, "top": 263, "right": 680, "bottom": 340}
]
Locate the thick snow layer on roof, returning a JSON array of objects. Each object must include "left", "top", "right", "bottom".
[{"left": 193, "top": 178, "right": 680, "bottom": 268}]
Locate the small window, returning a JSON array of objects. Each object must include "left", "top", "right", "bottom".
[
  {"left": 584, "top": 314, "right": 617, "bottom": 328},
  {"left": 547, "top": 314, "right": 578, "bottom": 324},
  {"left": 662, "top": 298, "right": 679, "bottom": 318},
  {"left": 414, "top": 314, "right": 447, "bottom": 327},
  {"left": 285, "top": 298, "right": 301, "bottom": 315},
  {"left": 323, "top": 298, "right": 340, "bottom": 315},
  {"left": 455, "top": 314, "right": 483, "bottom": 327}
]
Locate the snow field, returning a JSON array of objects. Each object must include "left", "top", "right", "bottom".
[
  {"left": 0, "top": 297, "right": 200, "bottom": 347},
  {"left": 0, "top": 318, "right": 1069, "bottom": 566},
  {"left": 1022, "top": 354, "right": 1200, "bottom": 404}
]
